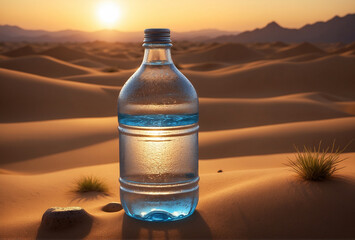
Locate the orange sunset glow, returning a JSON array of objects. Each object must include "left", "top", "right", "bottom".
[{"left": 0, "top": 0, "right": 354, "bottom": 31}]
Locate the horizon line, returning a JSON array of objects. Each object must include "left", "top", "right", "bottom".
[{"left": 1, "top": 12, "right": 353, "bottom": 34}]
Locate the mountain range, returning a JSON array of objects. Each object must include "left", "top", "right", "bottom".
[
  {"left": 0, "top": 13, "right": 354, "bottom": 43},
  {"left": 211, "top": 13, "right": 355, "bottom": 43}
]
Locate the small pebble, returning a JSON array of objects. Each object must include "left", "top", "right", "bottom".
[
  {"left": 41, "top": 207, "right": 91, "bottom": 230},
  {"left": 102, "top": 202, "right": 123, "bottom": 212},
  {"left": 217, "top": 170, "right": 223, "bottom": 173}
]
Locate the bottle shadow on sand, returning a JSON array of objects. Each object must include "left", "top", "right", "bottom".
[{"left": 121, "top": 210, "right": 212, "bottom": 239}]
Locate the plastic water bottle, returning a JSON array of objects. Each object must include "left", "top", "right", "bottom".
[{"left": 118, "top": 29, "right": 199, "bottom": 222}]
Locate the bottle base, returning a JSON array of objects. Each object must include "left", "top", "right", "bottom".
[
  {"left": 126, "top": 209, "right": 195, "bottom": 222},
  {"left": 120, "top": 177, "right": 199, "bottom": 222}
]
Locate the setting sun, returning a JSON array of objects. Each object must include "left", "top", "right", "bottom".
[{"left": 96, "top": 1, "right": 121, "bottom": 28}]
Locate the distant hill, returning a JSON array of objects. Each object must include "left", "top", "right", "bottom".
[
  {"left": 0, "top": 26, "right": 238, "bottom": 42},
  {"left": 210, "top": 14, "right": 355, "bottom": 43}
]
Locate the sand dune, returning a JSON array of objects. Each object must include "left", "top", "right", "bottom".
[
  {"left": 2, "top": 56, "right": 353, "bottom": 125},
  {"left": 199, "top": 94, "right": 353, "bottom": 131},
  {"left": 181, "top": 62, "right": 230, "bottom": 71},
  {"left": 0, "top": 117, "right": 117, "bottom": 167},
  {"left": 185, "top": 55, "right": 355, "bottom": 98},
  {"left": 1, "top": 156, "right": 354, "bottom": 238},
  {"left": 194, "top": 167, "right": 355, "bottom": 239},
  {"left": 246, "top": 42, "right": 289, "bottom": 56},
  {"left": 2, "top": 90, "right": 352, "bottom": 164},
  {"left": 1, "top": 138, "right": 118, "bottom": 173},
  {"left": 1, "top": 41, "right": 355, "bottom": 239},
  {"left": 62, "top": 55, "right": 355, "bottom": 99},
  {"left": 3, "top": 45, "right": 36, "bottom": 57},
  {"left": 341, "top": 49, "right": 355, "bottom": 56},
  {"left": 336, "top": 101, "right": 355, "bottom": 114},
  {"left": 70, "top": 58, "right": 108, "bottom": 68},
  {"left": 0, "top": 55, "right": 96, "bottom": 77},
  {"left": 40, "top": 45, "right": 97, "bottom": 61},
  {"left": 279, "top": 52, "right": 325, "bottom": 62},
  {"left": 63, "top": 70, "right": 134, "bottom": 86},
  {"left": 1, "top": 116, "right": 354, "bottom": 173},
  {"left": 2, "top": 67, "right": 351, "bottom": 128},
  {"left": 175, "top": 43, "right": 264, "bottom": 63},
  {"left": 272, "top": 42, "right": 325, "bottom": 58},
  {"left": 200, "top": 117, "right": 355, "bottom": 158},
  {"left": 0, "top": 68, "right": 118, "bottom": 122},
  {"left": 332, "top": 42, "right": 355, "bottom": 54},
  {"left": 270, "top": 41, "right": 289, "bottom": 48},
  {"left": 40, "top": 45, "right": 140, "bottom": 69}
]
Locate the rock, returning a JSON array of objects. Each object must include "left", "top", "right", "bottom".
[
  {"left": 217, "top": 170, "right": 223, "bottom": 173},
  {"left": 102, "top": 202, "right": 123, "bottom": 212},
  {"left": 41, "top": 207, "right": 91, "bottom": 230}
]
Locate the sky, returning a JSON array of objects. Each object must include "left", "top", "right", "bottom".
[{"left": 0, "top": 0, "right": 354, "bottom": 32}]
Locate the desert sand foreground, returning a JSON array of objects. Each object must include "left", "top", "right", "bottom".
[{"left": 0, "top": 41, "right": 355, "bottom": 239}]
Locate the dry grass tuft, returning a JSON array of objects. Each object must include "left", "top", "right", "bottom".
[
  {"left": 286, "top": 140, "right": 350, "bottom": 181},
  {"left": 75, "top": 176, "right": 109, "bottom": 193}
]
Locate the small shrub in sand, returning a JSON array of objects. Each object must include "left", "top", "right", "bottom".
[
  {"left": 286, "top": 141, "right": 349, "bottom": 181},
  {"left": 75, "top": 176, "right": 108, "bottom": 193}
]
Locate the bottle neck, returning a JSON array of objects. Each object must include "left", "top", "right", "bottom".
[{"left": 142, "top": 43, "right": 173, "bottom": 65}]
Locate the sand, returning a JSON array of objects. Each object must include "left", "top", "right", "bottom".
[
  {"left": 0, "top": 68, "right": 118, "bottom": 122},
  {"left": 272, "top": 42, "right": 325, "bottom": 59},
  {"left": 40, "top": 45, "right": 141, "bottom": 69},
  {"left": 0, "top": 55, "right": 96, "bottom": 77},
  {"left": 70, "top": 58, "right": 108, "bottom": 68},
  {"left": 0, "top": 41, "right": 354, "bottom": 239}
]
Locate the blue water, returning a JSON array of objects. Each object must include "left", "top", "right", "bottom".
[
  {"left": 118, "top": 113, "right": 199, "bottom": 221},
  {"left": 118, "top": 113, "right": 199, "bottom": 127},
  {"left": 120, "top": 175, "right": 199, "bottom": 222}
]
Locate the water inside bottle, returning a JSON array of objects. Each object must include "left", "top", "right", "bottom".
[{"left": 119, "top": 114, "right": 199, "bottom": 221}]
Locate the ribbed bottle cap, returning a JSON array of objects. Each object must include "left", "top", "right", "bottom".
[{"left": 144, "top": 28, "right": 171, "bottom": 43}]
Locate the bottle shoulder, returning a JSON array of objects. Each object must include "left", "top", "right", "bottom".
[
  {"left": 118, "top": 63, "right": 198, "bottom": 115},
  {"left": 119, "top": 63, "right": 198, "bottom": 100}
]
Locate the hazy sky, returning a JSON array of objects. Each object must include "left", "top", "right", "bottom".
[{"left": 0, "top": 0, "right": 354, "bottom": 32}]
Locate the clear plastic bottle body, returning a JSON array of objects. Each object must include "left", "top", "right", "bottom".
[{"left": 118, "top": 42, "right": 199, "bottom": 222}]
